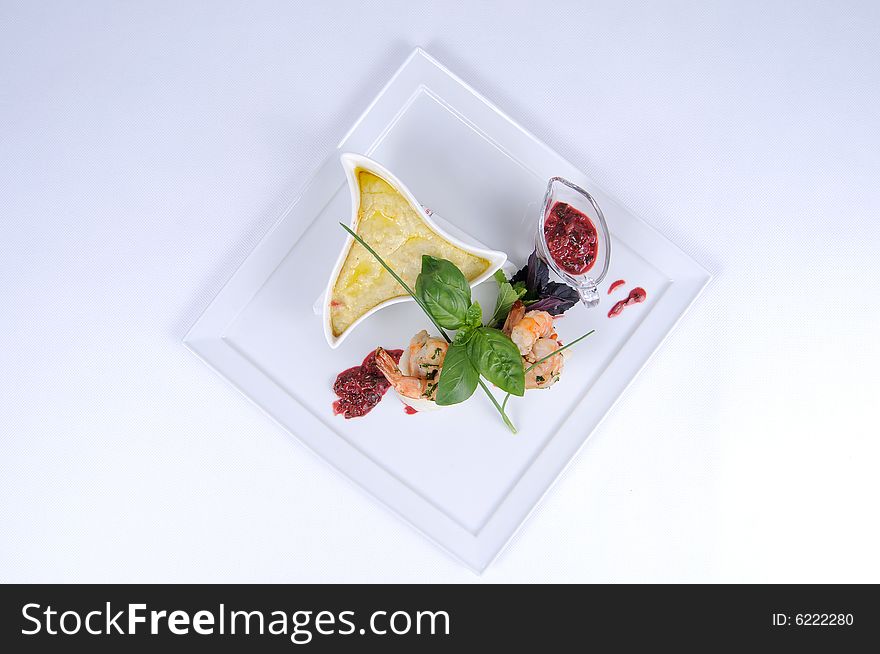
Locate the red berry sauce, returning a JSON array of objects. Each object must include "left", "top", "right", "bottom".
[
  {"left": 332, "top": 349, "right": 403, "bottom": 419},
  {"left": 607, "top": 287, "right": 647, "bottom": 318},
  {"left": 608, "top": 279, "right": 626, "bottom": 294},
  {"left": 543, "top": 201, "right": 599, "bottom": 275}
]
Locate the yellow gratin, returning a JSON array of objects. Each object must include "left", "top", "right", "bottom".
[{"left": 330, "top": 171, "right": 490, "bottom": 336}]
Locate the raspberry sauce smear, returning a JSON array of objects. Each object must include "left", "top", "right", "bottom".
[
  {"left": 332, "top": 348, "right": 403, "bottom": 419},
  {"left": 608, "top": 287, "right": 647, "bottom": 318},
  {"left": 543, "top": 202, "right": 599, "bottom": 275}
]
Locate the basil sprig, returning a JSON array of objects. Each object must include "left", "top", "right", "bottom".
[
  {"left": 452, "top": 302, "right": 482, "bottom": 346},
  {"left": 415, "top": 256, "right": 525, "bottom": 403}
]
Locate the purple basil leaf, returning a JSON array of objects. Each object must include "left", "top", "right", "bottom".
[
  {"left": 509, "top": 249, "right": 548, "bottom": 299},
  {"left": 527, "top": 250, "right": 549, "bottom": 294},
  {"left": 527, "top": 282, "right": 580, "bottom": 315},
  {"left": 509, "top": 261, "right": 528, "bottom": 285},
  {"left": 508, "top": 248, "right": 580, "bottom": 315}
]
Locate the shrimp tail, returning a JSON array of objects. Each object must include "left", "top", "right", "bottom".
[
  {"left": 374, "top": 347, "right": 402, "bottom": 383},
  {"left": 502, "top": 300, "right": 525, "bottom": 336},
  {"left": 375, "top": 347, "right": 430, "bottom": 400}
]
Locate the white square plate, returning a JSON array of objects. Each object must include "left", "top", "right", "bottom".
[{"left": 184, "top": 48, "right": 710, "bottom": 572}]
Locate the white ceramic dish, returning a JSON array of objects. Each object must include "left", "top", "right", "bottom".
[
  {"left": 184, "top": 48, "right": 710, "bottom": 572},
  {"left": 322, "top": 153, "right": 506, "bottom": 348}
]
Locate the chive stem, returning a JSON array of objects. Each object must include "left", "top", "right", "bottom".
[
  {"left": 339, "top": 223, "right": 451, "bottom": 342},
  {"left": 524, "top": 329, "right": 595, "bottom": 374},
  {"left": 478, "top": 379, "right": 517, "bottom": 434},
  {"left": 502, "top": 329, "right": 596, "bottom": 408}
]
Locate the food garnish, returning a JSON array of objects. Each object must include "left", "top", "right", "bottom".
[
  {"left": 507, "top": 249, "right": 580, "bottom": 317},
  {"left": 489, "top": 269, "right": 526, "bottom": 327}
]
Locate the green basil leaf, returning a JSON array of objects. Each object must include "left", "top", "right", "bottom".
[
  {"left": 435, "top": 342, "right": 479, "bottom": 406},
  {"left": 453, "top": 327, "right": 475, "bottom": 346},
  {"left": 465, "top": 301, "right": 482, "bottom": 329},
  {"left": 415, "top": 255, "right": 471, "bottom": 329},
  {"left": 490, "top": 279, "right": 523, "bottom": 327},
  {"left": 467, "top": 327, "right": 525, "bottom": 397},
  {"left": 453, "top": 301, "right": 483, "bottom": 345}
]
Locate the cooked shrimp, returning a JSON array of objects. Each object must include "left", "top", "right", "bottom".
[
  {"left": 510, "top": 309, "right": 556, "bottom": 356},
  {"left": 375, "top": 347, "right": 440, "bottom": 401},
  {"left": 502, "top": 300, "right": 526, "bottom": 337},
  {"left": 504, "top": 302, "right": 565, "bottom": 388},
  {"left": 406, "top": 330, "right": 448, "bottom": 378},
  {"left": 524, "top": 337, "right": 565, "bottom": 389}
]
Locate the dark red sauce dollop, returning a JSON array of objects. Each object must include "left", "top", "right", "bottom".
[
  {"left": 543, "top": 201, "right": 599, "bottom": 275},
  {"left": 332, "top": 349, "right": 403, "bottom": 419},
  {"left": 608, "top": 279, "right": 626, "bottom": 294},
  {"left": 403, "top": 405, "right": 418, "bottom": 415},
  {"left": 608, "top": 287, "right": 647, "bottom": 318}
]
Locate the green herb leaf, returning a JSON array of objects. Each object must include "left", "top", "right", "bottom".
[
  {"left": 490, "top": 274, "right": 526, "bottom": 327},
  {"left": 435, "top": 342, "right": 479, "bottom": 406},
  {"left": 465, "top": 301, "right": 482, "bottom": 328},
  {"left": 467, "top": 327, "right": 525, "bottom": 397},
  {"left": 454, "top": 301, "right": 483, "bottom": 345},
  {"left": 453, "top": 327, "right": 475, "bottom": 346},
  {"left": 415, "top": 255, "right": 471, "bottom": 329}
]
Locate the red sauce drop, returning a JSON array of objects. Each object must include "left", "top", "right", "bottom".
[
  {"left": 403, "top": 405, "right": 418, "bottom": 415},
  {"left": 608, "top": 279, "right": 626, "bottom": 294},
  {"left": 332, "top": 348, "right": 403, "bottom": 419},
  {"left": 608, "top": 287, "right": 647, "bottom": 318},
  {"left": 543, "top": 201, "right": 598, "bottom": 275}
]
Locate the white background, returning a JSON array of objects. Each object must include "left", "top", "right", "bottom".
[{"left": 2, "top": 1, "right": 878, "bottom": 583}]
